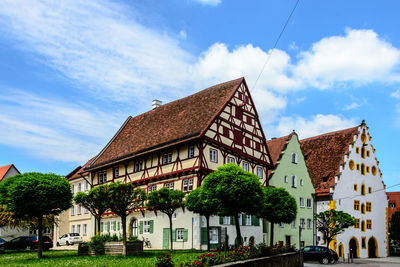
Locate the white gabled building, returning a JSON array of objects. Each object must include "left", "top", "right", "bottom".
[{"left": 300, "top": 121, "right": 388, "bottom": 258}]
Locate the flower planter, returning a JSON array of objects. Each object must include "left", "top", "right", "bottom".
[{"left": 78, "top": 241, "right": 143, "bottom": 256}]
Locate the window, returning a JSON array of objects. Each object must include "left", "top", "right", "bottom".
[
  {"left": 164, "top": 182, "right": 174, "bottom": 190},
  {"left": 357, "top": 164, "right": 360, "bottom": 171},
  {"left": 291, "top": 153, "right": 298, "bottom": 164},
  {"left": 354, "top": 184, "right": 358, "bottom": 191},
  {"left": 354, "top": 200, "right": 360, "bottom": 210},
  {"left": 77, "top": 204, "right": 82, "bottom": 215},
  {"left": 210, "top": 149, "right": 218, "bottom": 163},
  {"left": 300, "top": 179, "right": 304, "bottom": 186},
  {"left": 182, "top": 178, "right": 194, "bottom": 192},
  {"left": 147, "top": 185, "right": 157, "bottom": 193},
  {"left": 361, "top": 220, "right": 365, "bottom": 231},
  {"left": 278, "top": 222, "right": 284, "bottom": 228},
  {"left": 300, "top": 218, "right": 305, "bottom": 229},
  {"left": 284, "top": 176, "right": 288, "bottom": 183},
  {"left": 355, "top": 219, "right": 360, "bottom": 228},
  {"left": 78, "top": 183, "right": 81, "bottom": 192},
  {"left": 362, "top": 237, "right": 366, "bottom": 249},
  {"left": 188, "top": 146, "right": 195, "bottom": 158},
  {"left": 176, "top": 229, "right": 184, "bottom": 241},
  {"left": 366, "top": 220, "right": 372, "bottom": 229},
  {"left": 307, "top": 198, "right": 312, "bottom": 208},
  {"left": 361, "top": 184, "right": 365, "bottom": 195},
  {"left": 299, "top": 197, "right": 305, "bottom": 208},
  {"left": 70, "top": 206, "right": 75, "bottom": 216},
  {"left": 83, "top": 224, "right": 87, "bottom": 236},
  {"left": 366, "top": 166, "right": 370, "bottom": 173},
  {"left": 71, "top": 225, "right": 75, "bottom": 233},
  {"left": 371, "top": 166, "right": 377, "bottom": 176},
  {"left": 113, "top": 167, "right": 119, "bottom": 178},
  {"left": 361, "top": 203, "right": 365, "bottom": 214},
  {"left": 367, "top": 150, "right": 370, "bottom": 157},
  {"left": 361, "top": 147, "right": 365, "bottom": 159},
  {"left": 322, "top": 176, "right": 328, "bottom": 183},
  {"left": 356, "top": 147, "right": 360, "bottom": 154},
  {"left": 349, "top": 160, "right": 355, "bottom": 170},
  {"left": 246, "top": 214, "right": 252, "bottom": 226},
  {"left": 85, "top": 181, "right": 89, "bottom": 191},
  {"left": 291, "top": 220, "right": 296, "bottom": 229},
  {"left": 143, "top": 221, "right": 150, "bottom": 233},
  {"left": 223, "top": 216, "right": 230, "bottom": 225},
  {"left": 307, "top": 219, "right": 312, "bottom": 229},
  {"left": 84, "top": 207, "right": 89, "bottom": 214},
  {"left": 368, "top": 187, "right": 372, "bottom": 194},
  {"left": 98, "top": 171, "right": 107, "bottom": 184},
  {"left": 390, "top": 203, "right": 396, "bottom": 208},
  {"left": 361, "top": 164, "right": 365, "bottom": 175},
  {"left": 77, "top": 224, "right": 81, "bottom": 235},
  {"left": 366, "top": 202, "right": 371, "bottom": 212},
  {"left": 257, "top": 167, "right": 263, "bottom": 179},
  {"left": 162, "top": 152, "right": 172, "bottom": 164},
  {"left": 210, "top": 228, "right": 219, "bottom": 244},
  {"left": 227, "top": 156, "right": 235, "bottom": 163},
  {"left": 291, "top": 175, "right": 297, "bottom": 188},
  {"left": 134, "top": 160, "right": 143, "bottom": 172},
  {"left": 242, "top": 161, "right": 249, "bottom": 171},
  {"left": 71, "top": 184, "right": 74, "bottom": 194}
]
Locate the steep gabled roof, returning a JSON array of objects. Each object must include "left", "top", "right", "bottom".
[
  {"left": 300, "top": 126, "right": 359, "bottom": 195},
  {"left": 67, "top": 157, "right": 95, "bottom": 181},
  {"left": 0, "top": 164, "right": 20, "bottom": 181},
  {"left": 266, "top": 133, "right": 293, "bottom": 167},
  {"left": 89, "top": 78, "right": 244, "bottom": 169}
]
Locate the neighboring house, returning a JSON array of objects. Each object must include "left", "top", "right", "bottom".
[
  {"left": 300, "top": 121, "right": 388, "bottom": 258},
  {"left": 265, "top": 132, "right": 315, "bottom": 249},
  {"left": 0, "top": 164, "right": 20, "bottom": 182},
  {"left": 387, "top": 192, "right": 400, "bottom": 221},
  {"left": 57, "top": 78, "right": 273, "bottom": 249}
]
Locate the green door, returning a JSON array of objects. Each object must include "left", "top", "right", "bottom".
[{"left": 163, "top": 228, "right": 170, "bottom": 249}]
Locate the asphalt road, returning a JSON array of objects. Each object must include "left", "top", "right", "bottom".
[{"left": 304, "top": 257, "right": 400, "bottom": 267}]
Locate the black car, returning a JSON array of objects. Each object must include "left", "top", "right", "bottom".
[
  {"left": 0, "top": 238, "right": 5, "bottom": 253},
  {"left": 301, "top": 245, "right": 339, "bottom": 264},
  {"left": 5, "top": 236, "right": 53, "bottom": 251},
  {"left": 5, "top": 236, "right": 30, "bottom": 250}
]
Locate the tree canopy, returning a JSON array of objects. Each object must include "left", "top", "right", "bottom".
[
  {"left": 0, "top": 172, "right": 72, "bottom": 258},
  {"left": 389, "top": 211, "right": 400, "bottom": 245},
  {"left": 315, "top": 209, "right": 356, "bottom": 248},
  {"left": 201, "top": 163, "right": 265, "bottom": 246},
  {"left": 147, "top": 187, "right": 185, "bottom": 250}
]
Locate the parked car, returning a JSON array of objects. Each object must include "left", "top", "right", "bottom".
[
  {"left": 0, "top": 238, "right": 5, "bottom": 253},
  {"left": 26, "top": 236, "right": 53, "bottom": 250},
  {"left": 4, "top": 236, "right": 30, "bottom": 250},
  {"left": 301, "top": 245, "right": 339, "bottom": 264},
  {"left": 57, "top": 233, "right": 83, "bottom": 246}
]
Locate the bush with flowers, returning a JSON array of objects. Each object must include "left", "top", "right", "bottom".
[{"left": 155, "top": 252, "right": 174, "bottom": 267}]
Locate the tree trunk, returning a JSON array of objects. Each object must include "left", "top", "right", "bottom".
[
  {"left": 206, "top": 215, "right": 210, "bottom": 251},
  {"left": 234, "top": 214, "right": 242, "bottom": 247},
  {"left": 37, "top": 215, "right": 43, "bottom": 259},
  {"left": 121, "top": 215, "right": 127, "bottom": 256},
  {"left": 96, "top": 216, "right": 101, "bottom": 235},
  {"left": 169, "top": 214, "right": 173, "bottom": 250},
  {"left": 270, "top": 223, "right": 274, "bottom": 247}
]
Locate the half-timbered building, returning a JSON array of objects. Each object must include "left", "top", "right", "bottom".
[{"left": 57, "top": 78, "right": 273, "bottom": 249}]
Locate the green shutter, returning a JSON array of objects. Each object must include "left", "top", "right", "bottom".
[
  {"left": 183, "top": 229, "right": 188, "bottom": 242},
  {"left": 252, "top": 215, "right": 260, "bottom": 226},
  {"left": 150, "top": 220, "right": 154, "bottom": 233},
  {"left": 107, "top": 222, "right": 110, "bottom": 232},
  {"left": 172, "top": 229, "right": 176, "bottom": 241},
  {"left": 230, "top": 216, "right": 235, "bottom": 225},
  {"left": 242, "top": 214, "right": 246, "bottom": 226},
  {"left": 220, "top": 216, "right": 224, "bottom": 225},
  {"left": 139, "top": 221, "right": 143, "bottom": 234},
  {"left": 118, "top": 222, "right": 120, "bottom": 231},
  {"left": 101, "top": 222, "right": 104, "bottom": 232},
  {"left": 200, "top": 227, "right": 208, "bottom": 245},
  {"left": 163, "top": 228, "right": 169, "bottom": 249},
  {"left": 113, "top": 221, "right": 116, "bottom": 231}
]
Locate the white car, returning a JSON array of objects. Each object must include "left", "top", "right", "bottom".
[{"left": 57, "top": 233, "right": 83, "bottom": 246}]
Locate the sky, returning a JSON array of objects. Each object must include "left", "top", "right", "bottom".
[{"left": 0, "top": 0, "right": 399, "bottom": 190}]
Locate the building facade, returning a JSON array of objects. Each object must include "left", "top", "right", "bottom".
[
  {"left": 56, "top": 78, "right": 273, "bottom": 249},
  {"left": 265, "top": 132, "right": 315, "bottom": 249},
  {"left": 387, "top": 192, "right": 400, "bottom": 222},
  {"left": 301, "top": 121, "right": 388, "bottom": 258}
]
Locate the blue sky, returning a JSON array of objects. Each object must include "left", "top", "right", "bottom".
[{"left": 0, "top": 0, "right": 399, "bottom": 190}]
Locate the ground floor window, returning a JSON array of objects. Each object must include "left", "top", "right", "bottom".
[
  {"left": 210, "top": 228, "right": 219, "bottom": 244},
  {"left": 176, "top": 229, "right": 184, "bottom": 241},
  {"left": 83, "top": 224, "right": 87, "bottom": 236}
]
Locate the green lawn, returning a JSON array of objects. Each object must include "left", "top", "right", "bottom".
[{"left": 0, "top": 249, "right": 204, "bottom": 267}]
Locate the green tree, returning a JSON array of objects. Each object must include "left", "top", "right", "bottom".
[
  {"left": 201, "top": 163, "right": 265, "bottom": 246},
  {"left": 74, "top": 184, "right": 108, "bottom": 234},
  {"left": 259, "top": 187, "right": 297, "bottom": 246},
  {"left": 147, "top": 187, "right": 185, "bottom": 250},
  {"left": 185, "top": 187, "right": 217, "bottom": 251},
  {"left": 314, "top": 209, "right": 356, "bottom": 248},
  {"left": 105, "top": 182, "right": 146, "bottom": 256},
  {"left": 389, "top": 211, "right": 400, "bottom": 245},
  {"left": 0, "top": 206, "right": 55, "bottom": 231},
  {"left": 0, "top": 173, "right": 72, "bottom": 258}
]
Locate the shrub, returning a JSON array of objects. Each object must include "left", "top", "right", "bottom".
[
  {"left": 128, "top": 235, "right": 140, "bottom": 242},
  {"left": 155, "top": 253, "right": 174, "bottom": 267},
  {"left": 89, "top": 235, "right": 105, "bottom": 255}
]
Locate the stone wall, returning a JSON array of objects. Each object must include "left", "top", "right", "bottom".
[{"left": 215, "top": 252, "right": 303, "bottom": 267}]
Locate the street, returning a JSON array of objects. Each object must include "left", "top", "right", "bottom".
[{"left": 304, "top": 257, "right": 400, "bottom": 267}]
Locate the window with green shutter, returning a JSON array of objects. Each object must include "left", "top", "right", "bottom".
[
  {"left": 150, "top": 220, "right": 154, "bottom": 233},
  {"left": 241, "top": 214, "right": 246, "bottom": 225},
  {"left": 251, "top": 215, "right": 260, "bottom": 226},
  {"left": 113, "top": 221, "right": 116, "bottom": 231},
  {"left": 107, "top": 222, "right": 110, "bottom": 232},
  {"left": 200, "top": 227, "right": 208, "bottom": 245},
  {"left": 139, "top": 221, "right": 143, "bottom": 234},
  {"left": 101, "top": 222, "right": 104, "bottom": 232},
  {"left": 118, "top": 221, "right": 120, "bottom": 231},
  {"left": 230, "top": 216, "right": 235, "bottom": 225},
  {"left": 220, "top": 216, "right": 224, "bottom": 225},
  {"left": 183, "top": 229, "right": 188, "bottom": 242}
]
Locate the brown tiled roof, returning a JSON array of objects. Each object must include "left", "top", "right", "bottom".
[
  {"left": 0, "top": 164, "right": 20, "bottom": 181},
  {"left": 388, "top": 192, "right": 400, "bottom": 221},
  {"left": 266, "top": 134, "right": 293, "bottom": 166},
  {"left": 89, "top": 78, "right": 244, "bottom": 169},
  {"left": 300, "top": 126, "right": 359, "bottom": 195},
  {"left": 67, "top": 157, "right": 94, "bottom": 181}
]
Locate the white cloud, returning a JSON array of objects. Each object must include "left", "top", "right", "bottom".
[
  {"left": 191, "top": 0, "right": 221, "bottom": 6},
  {"left": 275, "top": 114, "right": 357, "bottom": 139},
  {"left": 179, "top": 30, "right": 187, "bottom": 40},
  {"left": 0, "top": 89, "right": 122, "bottom": 162},
  {"left": 294, "top": 29, "right": 400, "bottom": 88},
  {"left": 391, "top": 89, "right": 400, "bottom": 99},
  {"left": 342, "top": 102, "right": 361, "bottom": 111}
]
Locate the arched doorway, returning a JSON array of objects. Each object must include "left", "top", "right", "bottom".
[
  {"left": 128, "top": 217, "right": 138, "bottom": 237},
  {"left": 338, "top": 243, "right": 344, "bottom": 258},
  {"left": 349, "top": 237, "right": 359, "bottom": 259},
  {"left": 368, "top": 237, "right": 378, "bottom": 258}
]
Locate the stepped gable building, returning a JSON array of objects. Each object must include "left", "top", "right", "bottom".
[
  {"left": 265, "top": 132, "right": 315, "bottom": 249},
  {"left": 387, "top": 192, "right": 400, "bottom": 221},
  {"left": 60, "top": 78, "right": 273, "bottom": 249},
  {"left": 300, "top": 121, "right": 388, "bottom": 258}
]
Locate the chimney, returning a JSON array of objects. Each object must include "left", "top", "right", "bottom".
[{"left": 152, "top": 99, "right": 162, "bottom": 109}]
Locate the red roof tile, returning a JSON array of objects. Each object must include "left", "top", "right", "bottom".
[
  {"left": 300, "top": 126, "right": 359, "bottom": 195},
  {"left": 0, "top": 164, "right": 12, "bottom": 181},
  {"left": 388, "top": 192, "right": 400, "bottom": 221},
  {"left": 89, "top": 78, "right": 244, "bottom": 169},
  {"left": 266, "top": 134, "right": 293, "bottom": 166},
  {"left": 67, "top": 157, "right": 95, "bottom": 181}
]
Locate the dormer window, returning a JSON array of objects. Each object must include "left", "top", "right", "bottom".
[{"left": 291, "top": 153, "right": 298, "bottom": 164}]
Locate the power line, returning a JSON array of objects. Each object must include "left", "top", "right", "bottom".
[
  {"left": 251, "top": 0, "right": 300, "bottom": 93},
  {"left": 334, "top": 182, "right": 400, "bottom": 201}
]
